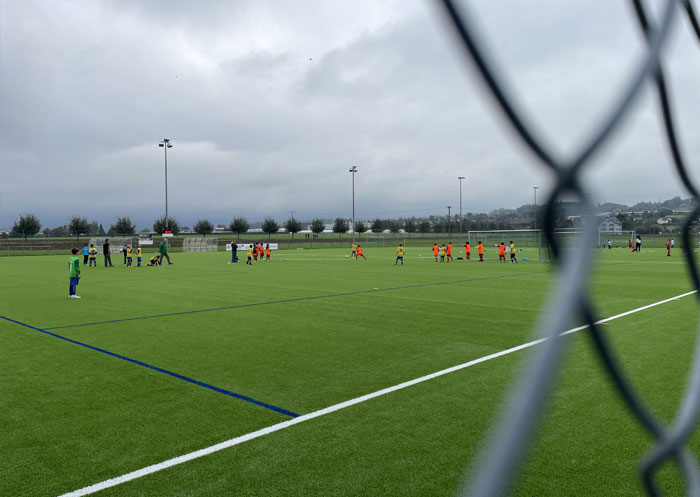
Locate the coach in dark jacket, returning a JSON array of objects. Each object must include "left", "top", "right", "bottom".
[{"left": 103, "top": 239, "right": 115, "bottom": 267}]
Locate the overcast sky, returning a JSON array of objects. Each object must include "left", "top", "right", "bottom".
[{"left": 1, "top": 0, "right": 699, "bottom": 230}]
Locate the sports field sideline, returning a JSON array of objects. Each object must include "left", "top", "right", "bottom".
[{"left": 1, "top": 245, "right": 698, "bottom": 496}]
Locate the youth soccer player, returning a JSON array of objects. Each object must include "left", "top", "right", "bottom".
[
  {"left": 253, "top": 243, "right": 259, "bottom": 262},
  {"left": 137, "top": 246, "right": 142, "bottom": 266},
  {"left": 351, "top": 242, "right": 357, "bottom": 258},
  {"left": 356, "top": 245, "right": 366, "bottom": 260},
  {"left": 266, "top": 244, "right": 271, "bottom": 260},
  {"left": 246, "top": 245, "right": 253, "bottom": 265},
  {"left": 666, "top": 239, "right": 672, "bottom": 256},
  {"left": 477, "top": 241, "right": 484, "bottom": 262},
  {"left": 82, "top": 244, "right": 89, "bottom": 265},
  {"left": 498, "top": 242, "right": 506, "bottom": 262},
  {"left": 68, "top": 248, "right": 81, "bottom": 299},
  {"left": 395, "top": 243, "right": 404, "bottom": 265},
  {"left": 509, "top": 241, "right": 518, "bottom": 263},
  {"left": 446, "top": 242, "right": 453, "bottom": 262},
  {"left": 432, "top": 243, "right": 439, "bottom": 263},
  {"left": 126, "top": 245, "right": 133, "bottom": 267},
  {"left": 88, "top": 244, "right": 98, "bottom": 267},
  {"left": 464, "top": 242, "right": 471, "bottom": 261}
]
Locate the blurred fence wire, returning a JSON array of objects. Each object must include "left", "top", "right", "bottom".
[{"left": 436, "top": 1, "right": 700, "bottom": 496}]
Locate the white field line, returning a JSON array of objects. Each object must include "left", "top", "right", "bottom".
[{"left": 56, "top": 289, "right": 698, "bottom": 497}]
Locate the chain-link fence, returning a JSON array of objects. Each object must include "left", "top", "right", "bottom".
[{"left": 437, "top": 1, "right": 700, "bottom": 496}]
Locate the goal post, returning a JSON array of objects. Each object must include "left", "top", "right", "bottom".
[
  {"left": 553, "top": 228, "right": 636, "bottom": 249},
  {"left": 467, "top": 230, "right": 544, "bottom": 262}
]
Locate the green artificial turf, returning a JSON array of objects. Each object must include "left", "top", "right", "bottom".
[{"left": 1, "top": 245, "right": 698, "bottom": 496}]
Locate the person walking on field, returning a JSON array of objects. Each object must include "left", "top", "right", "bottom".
[
  {"left": 82, "top": 244, "right": 89, "bottom": 266},
  {"left": 432, "top": 243, "right": 440, "bottom": 263},
  {"left": 446, "top": 242, "right": 453, "bottom": 262},
  {"left": 509, "top": 241, "right": 518, "bottom": 264},
  {"left": 159, "top": 238, "right": 173, "bottom": 265},
  {"left": 464, "top": 241, "right": 471, "bottom": 261},
  {"left": 635, "top": 235, "right": 642, "bottom": 252},
  {"left": 666, "top": 239, "right": 672, "bottom": 257},
  {"left": 103, "top": 239, "right": 114, "bottom": 267},
  {"left": 356, "top": 244, "right": 366, "bottom": 260}
]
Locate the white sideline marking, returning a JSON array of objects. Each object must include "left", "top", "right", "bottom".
[{"left": 57, "top": 290, "right": 698, "bottom": 497}]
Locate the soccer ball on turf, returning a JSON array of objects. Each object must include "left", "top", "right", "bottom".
[{"left": 345, "top": 255, "right": 348, "bottom": 259}]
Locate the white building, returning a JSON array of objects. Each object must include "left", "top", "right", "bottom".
[{"left": 599, "top": 216, "right": 622, "bottom": 233}]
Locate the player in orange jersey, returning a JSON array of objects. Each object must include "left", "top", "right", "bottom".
[
  {"left": 498, "top": 242, "right": 506, "bottom": 262},
  {"left": 464, "top": 241, "right": 471, "bottom": 261},
  {"left": 266, "top": 244, "right": 271, "bottom": 260},
  {"left": 446, "top": 242, "right": 453, "bottom": 262},
  {"left": 356, "top": 244, "right": 366, "bottom": 260},
  {"left": 477, "top": 241, "right": 484, "bottom": 262},
  {"left": 432, "top": 243, "right": 439, "bottom": 263}
]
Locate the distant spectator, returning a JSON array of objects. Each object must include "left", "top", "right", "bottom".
[
  {"left": 231, "top": 240, "right": 238, "bottom": 263},
  {"left": 103, "top": 239, "right": 114, "bottom": 267},
  {"left": 635, "top": 235, "right": 642, "bottom": 252}
]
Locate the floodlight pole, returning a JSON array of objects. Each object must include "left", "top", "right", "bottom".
[
  {"left": 533, "top": 186, "right": 539, "bottom": 230},
  {"left": 349, "top": 166, "right": 357, "bottom": 243},
  {"left": 447, "top": 205, "right": 452, "bottom": 237},
  {"left": 458, "top": 176, "right": 465, "bottom": 242},
  {"left": 158, "top": 138, "right": 173, "bottom": 232}
]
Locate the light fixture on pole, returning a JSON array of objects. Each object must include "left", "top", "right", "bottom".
[
  {"left": 458, "top": 176, "right": 465, "bottom": 242},
  {"left": 447, "top": 206, "right": 452, "bottom": 237},
  {"left": 158, "top": 138, "right": 173, "bottom": 233},
  {"left": 349, "top": 166, "right": 358, "bottom": 243},
  {"left": 533, "top": 186, "right": 539, "bottom": 230}
]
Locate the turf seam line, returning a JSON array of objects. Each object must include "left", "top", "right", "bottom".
[
  {"left": 0, "top": 315, "right": 299, "bottom": 418},
  {"left": 44, "top": 269, "right": 554, "bottom": 330},
  {"left": 54, "top": 289, "right": 697, "bottom": 497}
]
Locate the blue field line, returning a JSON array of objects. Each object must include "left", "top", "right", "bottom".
[
  {"left": 0, "top": 314, "right": 299, "bottom": 418},
  {"left": 44, "top": 269, "right": 554, "bottom": 331}
]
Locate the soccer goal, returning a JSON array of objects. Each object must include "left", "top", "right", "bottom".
[
  {"left": 90, "top": 237, "right": 133, "bottom": 254},
  {"left": 468, "top": 230, "right": 544, "bottom": 262},
  {"left": 182, "top": 237, "right": 219, "bottom": 252},
  {"left": 553, "top": 228, "right": 636, "bottom": 249}
]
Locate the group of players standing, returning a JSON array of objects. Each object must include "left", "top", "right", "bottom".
[{"left": 428, "top": 241, "right": 518, "bottom": 264}]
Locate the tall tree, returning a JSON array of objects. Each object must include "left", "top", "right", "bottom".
[
  {"left": 98, "top": 224, "right": 106, "bottom": 235},
  {"left": 387, "top": 219, "right": 401, "bottom": 237},
  {"left": 403, "top": 219, "right": 416, "bottom": 237},
  {"left": 370, "top": 218, "right": 384, "bottom": 235},
  {"left": 111, "top": 217, "right": 136, "bottom": 236},
  {"left": 194, "top": 219, "right": 214, "bottom": 236},
  {"left": 285, "top": 218, "right": 302, "bottom": 238},
  {"left": 261, "top": 217, "right": 279, "bottom": 238},
  {"left": 68, "top": 216, "right": 90, "bottom": 240},
  {"left": 333, "top": 218, "right": 349, "bottom": 238},
  {"left": 355, "top": 220, "right": 367, "bottom": 235},
  {"left": 432, "top": 221, "right": 444, "bottom": 234},
  {"left": 418, "top": 220, "right": 431, "bottom": 235},
  {"left": 229, "top": 217, "right": 250, "bottom": 237},
  {"left": 12, "top": 213, "right": 41, "bottom": 241},
  {"left": 310, "top": 218, "right": 325, "bottom": 238},
  {"left": 153, "top": 216, "right": 180, "bottom": 235}
]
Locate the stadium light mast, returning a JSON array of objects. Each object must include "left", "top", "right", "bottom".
[
  {"left": 447, "top": 205, "right": 452, "bottom": 237},
  {"left": 349, "top": 166, "right": 358, "bottom": 243},
  {"left": 533, "top": 186, "right": 539, "bottom": 230},
  {"left": 458, "top": 176, "right": 465, "bottom": 242},
  {"left": 158, "top": 138, "right": 173, "bottom": 232}
]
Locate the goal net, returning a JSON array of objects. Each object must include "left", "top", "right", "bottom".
[
  {"left": 90, "top": 237, "right": 133, "bottom": 254},
  {"left": 467, "top": 230, "right": 543, "bottom": 262},
  {"left": 553, "top": 229, "right": 636, "bottom": 249},
  {"left": 183, "top": 237, "right": 218, "bottom": 252}
]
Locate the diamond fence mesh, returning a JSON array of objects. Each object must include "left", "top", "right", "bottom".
[{"left": 437, "top": 1, "right": 700, "bottom": 496}]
